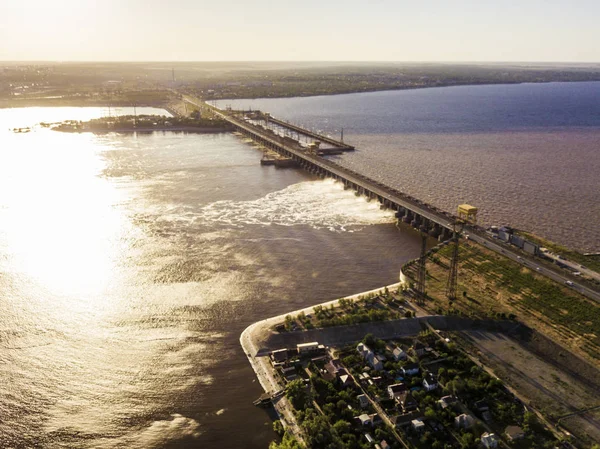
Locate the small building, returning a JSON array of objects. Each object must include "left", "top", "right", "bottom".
[
  {"left": 457, "top": 204, "right": 478, "bottom": 224},
  {"left": 380, "top": 441, "right": 390, "bottom": 449},
  {"left": 367, "top": 353, "right": 384, "bottom": 371},
  {"left": 357, "top": 394, "right": 369, "bottom": 408},
  {"left": 411, "top": 418, "right": 426, "bottom": 432},
  {"left": 388, "top": 383, "right": 408, "bottom": 401},
  {"left": 390, "top": 411, "right": 422, "bottom": 428},
  {"left": 437, "top": 395, "right": 457, "bottom": 409},
  {"left": 402, "top": 363, "right": 420, "bottom": 377},
  {"left": 398, "top": 391, "right": 418, "bottom": 413},
  {"left": 481, "top": 432, "right": 499, "bottom": 448},
  {"left": 271, "top": 348, "right": 288, "bottom": 363},
  {"left": 339, "top": 373, "right": 353, "bottom": 387},
  {"left": 364, "top": 433, "right": 374, "bottom": 444},
  {"left": 392, "top": 347, "right": 408, "bottom": 361},
  {"left": 423, "top": 372, "right": 438, "bottom": 391},
  {"left": 297, "top": 342, "right": 319, "bottom": 354},
  {"left": 454, "top": 413, "right": 475, "bottom": 429},
  {"left": 505, "top": 425, "right": 525, "bottom": 441},
  {"left": 412, "top": 340, "right": 426, "bottom": 357},
  {"left": 358, "top": 413, "right": 372, "bottom": 426},
  {"left": 324, "top": 359, "right": 344, "bottom": 377}
]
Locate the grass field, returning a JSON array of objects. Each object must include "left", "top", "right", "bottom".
[{"left": 403, "top": 240, "right": 600, "bottom": 364}]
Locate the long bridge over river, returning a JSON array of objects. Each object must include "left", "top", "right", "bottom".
[
  {"left": 180, "top": 95, "right": 600, "bottom": 304},
  {"left": 190, "top": 97, "right": 461, "bottom": 240}
]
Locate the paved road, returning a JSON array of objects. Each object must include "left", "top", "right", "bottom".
[{"left": 465, "top": 227, "right": 600, "bottom": 303}]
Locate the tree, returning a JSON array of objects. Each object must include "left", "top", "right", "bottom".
[
  {"left": 272, "top": 420, "right": 284, "bottom": 436},
  {"left": 286, "top": 379, "right": 308, "bottom": 409}
]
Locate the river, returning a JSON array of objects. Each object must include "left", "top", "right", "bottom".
[
  {"left": 216, "top": 81, "right": 600, "bottom": 253},
  {"left": 0, "top": 106, "right": 420, "bottom": 448}
]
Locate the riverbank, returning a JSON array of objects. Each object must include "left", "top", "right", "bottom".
[
  {"left": 239, "top": 281, "right": 402, "bottom": 442},
  {"left": 53, "top": 126, "right": 231, "bottom": 134}
]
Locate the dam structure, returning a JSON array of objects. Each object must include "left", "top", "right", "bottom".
[{"left": 193, "top": 99, "right": 461, "bottom": 239}]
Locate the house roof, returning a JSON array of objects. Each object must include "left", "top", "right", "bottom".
[
  {"left": 411, "top": 418, "right": 425, "bottom": 428},
  {"left": 505, "top": 425, "right": 525, "bottom": 438},
  {"left": 388, "top": 383, "right": 408, "bottom": 394},
  {"left": 438, "top": 395, "right": 457, "bottom": 408},
  {"left": 398, "top": 391, "right": 417, "bottom": 407},
  {"left": 358, "top": 413, "right": 371, "bottom": 424}
]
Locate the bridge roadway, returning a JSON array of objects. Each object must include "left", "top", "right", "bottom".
[
  {"left": 198, "top": 100, "right": 457, "bottom": 233},
  {"left": 263, "top": 115, "right": 355, "bottom": 151},
  {"left": 184, "top": 95, "right": 600, "bottom": 304}
]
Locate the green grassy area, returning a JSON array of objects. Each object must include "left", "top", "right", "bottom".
[
  {"left": 283, "top": 291, "right": 412, "bottom": 331},
  {"left": 403, "top": 242, "right": 600, "bottom": 362}
]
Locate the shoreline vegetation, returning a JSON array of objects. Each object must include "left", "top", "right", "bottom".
[
  {"left": 3, "top": 61, "right": 600, "bottom": 109},
  {"left": 48, "top": 114, "right": 233, "bottom": 134}
]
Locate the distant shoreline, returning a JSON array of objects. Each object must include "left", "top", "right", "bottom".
[
  {"left": 53, "top": 126, "right": 231, "bottom": 134},
  {"left": 4, "top": 79, "right": 600, "bottom": 109}
]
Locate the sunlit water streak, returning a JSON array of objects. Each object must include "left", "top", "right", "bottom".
[{"left": 0, "top": 107, "right": 421, "bottom": 448}]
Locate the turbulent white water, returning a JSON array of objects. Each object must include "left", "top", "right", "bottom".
[{"left": 198, "top": 178, "right": 395, "bottom": 231}]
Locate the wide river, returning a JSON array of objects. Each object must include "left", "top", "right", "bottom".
[
  {"left": 1, "top": 81, "right": 599, "bottom": 449},
  {"left": 217, "top": 81, "right": 600, "bottom": 253},
  {"left": 0, "top": 107, "right": 420, "bottom": 448}
]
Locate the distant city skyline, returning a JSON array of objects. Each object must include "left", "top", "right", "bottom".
[{"left": 1, "top": 0, "right": 599, "bottom": 62}]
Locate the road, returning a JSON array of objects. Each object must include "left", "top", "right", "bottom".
[{"left": 465, "top": 227, "right": 600, "bottom": 303}]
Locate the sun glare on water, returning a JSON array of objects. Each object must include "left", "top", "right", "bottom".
[{"left": 0, "top": 126, "right": 129, "bottom": 312}]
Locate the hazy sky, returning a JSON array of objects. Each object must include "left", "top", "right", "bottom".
[{"left": 1, "top": 0, "right": 599, "bottom": 62}]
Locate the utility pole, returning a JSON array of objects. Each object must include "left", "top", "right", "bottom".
[
  {"left": 416, "top": 232, "right": 428, "bottom": 302},
  {"left": 446, "top": 224, "right": 461, "bottom": 302}
]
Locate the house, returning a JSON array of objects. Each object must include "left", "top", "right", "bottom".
[
  {"left": 481, "top": 432, "right": 499, "bottom": 448},
  {"left": 402, "top": 363, "right": 420, "bottom": 377},
  {"left": 398, "top": 391, "right": 418, "bottom": 413},
  {"left": 423, "top": 372, "right": 438, "bottom": 391},
  {"left": 271, "top": 348, "right": 288, "bottom": 363},
  {"left": 392, "top": 346, "right": 408, "bottom": 361},
  {"left": 412, "top": 340, "right": 426, "bottom": 357},
  {"left": 297, "top": 342, "right": 319, "bottom": 354},
  {"left": 505, "top": 425, "right": 525, "bottom": 441},
  {"left": 454, "top": 413, "right": 475, "bottom": 429},
  {"left": 357, "top": 342, "right": 371, "bottom": 358},
  {"left": 357, "top": 413, "right": 372, "bottom": 426},
  {"left": 387, "top": 383, "right": 408, "bottom": 401},
  {"left": 380, "top": 441, "right": 391, "bottom": 449},
  {"left": 411, "top": 418, "right": 426, "bottom": 432},
  {"left": 437, "top": 395, "right": 457, "bottom": 409},
  {"left": 357, "top": 394, "right": 370, "bottom": 408},
  {"left": 281, "top": 366, "right": 298, "bottom": 382},
  {"left": 390, "top": 411, "right": 422, "bottom": 428},
  {"left": 366, "top": 352, "right": 384, "bottom": 371},
  {"left": 339, "top": 373, "right": 354, "bottom": 387}
]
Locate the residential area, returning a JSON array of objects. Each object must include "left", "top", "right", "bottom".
[{"left": 267, "top": 330, "right": 560, "bottom": 449}]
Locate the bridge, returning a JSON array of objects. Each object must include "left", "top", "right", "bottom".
[
  {"left": 190, "top": 97, "right": 459, "bottom": 239},
  {"left": 179, "top": 95, "right": 600, "bottom": 302}
]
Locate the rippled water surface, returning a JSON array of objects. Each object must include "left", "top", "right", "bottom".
[
  {"left": 0, "top": 107, "right": 422, "bottom": 448},
  {"left": 217, "top": 81, "right": 600, "bottom": 252}
]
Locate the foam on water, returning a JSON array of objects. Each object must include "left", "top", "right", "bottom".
[{"left": 198, "top": 178, "right": 395, "bottom": 231}]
